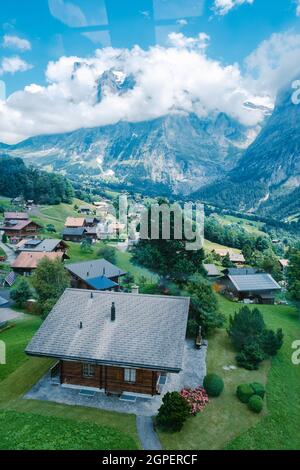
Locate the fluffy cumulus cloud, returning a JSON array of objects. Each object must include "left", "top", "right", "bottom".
[
  {"left": 2, "top": 35, "right": 31, "bottom": 51},
  {"left": 0, "top": 29, "right": 297, "bottom": 145},
  {"left": 214, "top": 0, "right": 254, "bottom": 15},
  {"left": 245, "top": 31, "right": 300, "bottom": 96},
  {"left": 0, "top": 33, "right": 267, "bottom": 144},
  {"left": 0, "top": 56, "right": 32, "bottom": 76}
]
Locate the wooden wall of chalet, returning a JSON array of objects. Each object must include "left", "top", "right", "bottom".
[{"left": 60, "top": 361, "right": 158, "bottom": 395}]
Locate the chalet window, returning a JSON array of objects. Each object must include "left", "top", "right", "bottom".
[
  {"left": 82, "top": 363, "right": 95, "bottom": 378},
  {"left": 124, "top": 368, "right": 136, "bottom": 383}
]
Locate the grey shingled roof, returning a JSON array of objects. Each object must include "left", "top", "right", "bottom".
[
  {"left": 26, "top": 289, "right": 190, "bottom": 372},
  {"left": 228, "top": 274, "right": 281, "bottom": 293},
  {"left": 66, "top": 259, "right": 126, "bottom": 281},
  {"left": 18, "top": 239, "right": 63, "bottom": 253},
  {"left": 204, "top": 264, "right": 220, "bottom": 276},
  {"left": 62, "top": 227, "right": 86, "bottom": 236}
]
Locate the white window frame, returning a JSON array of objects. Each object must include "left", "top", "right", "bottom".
[
  {"left": 124, "top": 368, "right": 136, "bottom": 383},
  {"left": 82, "top": 363, "right": 95, "bottom": 378}
]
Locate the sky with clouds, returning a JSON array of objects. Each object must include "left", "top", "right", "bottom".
[{"left": 1, "top": 0, "right": 300, "bottom": 144}]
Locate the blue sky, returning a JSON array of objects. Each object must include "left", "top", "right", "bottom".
[
  {"left": 1, "top": 0, "right": 300, "bottom": 95},
  {"left": 1, "top": 0, "right": 300, "bottom": 144}
]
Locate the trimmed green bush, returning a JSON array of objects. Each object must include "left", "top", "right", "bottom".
[
  {"left": 203, "top": 374, "right": 224, "bottom": 397},
  {"left": 250, "top": 382, "right": 265, "bottom": 399},
  {"left": 236, "top": 384, "right": 255, "bottom": 403},
  {"left": 248, "top": 395, "right": 264, "bottom": 414},
  {"left": 156, "top": 392, "right": 191, "bottom": 432}
]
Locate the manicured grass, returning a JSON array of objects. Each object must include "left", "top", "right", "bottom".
[
  {"left": 0, "top": 316, "right": 42, "bottom": 381},
  {"left": 115, "top": 250, "right": 159, "bottom": 283},
  {"left": 0, "top": 317, "right": 140, "bottom": 450},
  {"left": 159, "top": 296, "right": 300, "bottom": 450},
  {"left": 0, "top": 410, "right": 138, "bottom": 450}
]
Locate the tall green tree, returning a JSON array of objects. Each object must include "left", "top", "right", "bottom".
[
  {"left": 187, "top": 274, "right": 225, "bottom": 336},
  {"left": 31, "top": 258, "right": 70, "bottom": 315},
  {"left": 10, "top": 277, "right": 33, "bottom": 308}
]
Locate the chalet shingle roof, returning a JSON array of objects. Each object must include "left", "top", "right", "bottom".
[
  {"left": 1, "top": 220, "right": 41, "bottom": 231},
  {"left": 62, "top": 227, "right": 86, "bottom": 236},
  {"left": 225, "top": 268, "right": 258, "bottom": 276},
  {"left": 17, "top": 238, "right": 66, "bottom": 253},
  {"left": 66, "top": 259, "right": 126, "bottom": 281},
  {"left": 26, "top": 289, "right": 190, "bottom": 372},
  {"left": 4, "top": 212, "right": 28, "bottom": 220},
  {"left": 65, "top": 217, "right": 85, "bottom": 228},
  {"left": 228, "top": 274, "right": 281, "bottom": 293},
  {"left": 12, "top": 251, "right": 64, "bottom": 269},
  {"left": 204, "top": 264, "right": 220, "bottom": 276}
]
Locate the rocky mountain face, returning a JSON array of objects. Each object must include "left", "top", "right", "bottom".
[
  {"left": 0, "top": 115, "right": 254, "bottom": 197},
  {"left": 194, "top": 84, "right": 300, "bottom": 218}
]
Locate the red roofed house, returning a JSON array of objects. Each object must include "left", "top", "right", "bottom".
[{"left": 12, "top": 252, "right": 64, "bottom": 276}]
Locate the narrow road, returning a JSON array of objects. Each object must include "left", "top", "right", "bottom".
[{"left": 136, "top": 416, "right": 162, "bottom": 450}]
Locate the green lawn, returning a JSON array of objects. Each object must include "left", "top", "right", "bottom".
[
  {"left": 204, "top": 239, "right": 242, "bottom": 254},
  {"left": 0, "top": 316, "right": 140, "bottom": 450},
  {"left": 0, "top": 409, "right": 137, "bottom": 450},
  {"left": 0, "top": 316, "right": 42, "bottom": 381},
  {"left": 159, "top": 296, "right": 300, "bottom": 450}
]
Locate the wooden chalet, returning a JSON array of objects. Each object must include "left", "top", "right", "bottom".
[
  {"left": 26, "top": 289, "right": 189, "bottom": 396},
  {"left": 65, "top": 259, "right": 126, "bottom": 291},
  {"left": 62, "top": 227, "right": 86, "bottom": 242},
  {"left": 12, "top": 251, "right": 64, "bottom": 276},
  {"left": 16, "top": 238, "right": 69, "bottom": 258},
  {"left": 1, "top": 217, "right": 41, "bottom": 242},
  {"left": 225, "top": 272, "right": 281, "bottom": 304}
]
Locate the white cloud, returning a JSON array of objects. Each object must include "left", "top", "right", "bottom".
[
  {"left": 296, "top": 0, "right": 300, "bottom": 16},
  {"left": 3, "top": 35, "right": 31, "bottom": 51},
  {"left": 0, "top": 56, "right": 32, "bottom": 76},
  {"left": 214, "top": 0, "right": 254, "bottom": 16},
  {"left": 245, "top": 31, "right": 300, "bottom": 97},
  {"left": 0, "top": 33, "right": 269, "bottom": 144}
]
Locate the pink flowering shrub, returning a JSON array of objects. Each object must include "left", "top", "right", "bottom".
[{"left": 180, "top": 387, "right": 209, "bottom": 416}]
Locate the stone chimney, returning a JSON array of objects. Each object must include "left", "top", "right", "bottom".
[
  {"left": 131, "top": 285, "right": 139, "bottom": 294},
  {"left": 111, "top": 302, "right": 116, "bottom": 322}
]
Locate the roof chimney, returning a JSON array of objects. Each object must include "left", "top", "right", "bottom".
[
  {"left": 131, "top": 285, "right": 139, "bottom": 294},
  {"left": 111, "top": 302, "right": 116, "bottom": 322},
  {"left": 103, "top": 267, "right": 106, "bottom": 276},
  {"left": 79, "top": 321, "right": 83, "bottom": 329},
  {"left": 90, "top": 292, "right": 94, "bottom": 299}
]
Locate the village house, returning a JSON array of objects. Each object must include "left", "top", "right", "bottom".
[
  {"left": 78, "top": 206, "right": 92, "bottom": 215},
  {"left": 279, "top": 259, "right": 289, "bottom": 272},
  {"left": 65, "top": 259, "right": 126, "bottom": 291},
  {"left": 1, "top": 214, "right": 42, "bottom": 243},
  {"left": 225, "top": 272, "right": 281, "bottom": 304},
  {"left": 11, "top": 251, "right": 64, "bottom": 276},
  {"left": 25, "top": 289, "right": 190, "bottom": 396},
  {"left": 15, "top": 238, "right": 69, "bottom": 259},
  {"left": 62, "top": 227, "right": 86, "bottom": 242}
]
